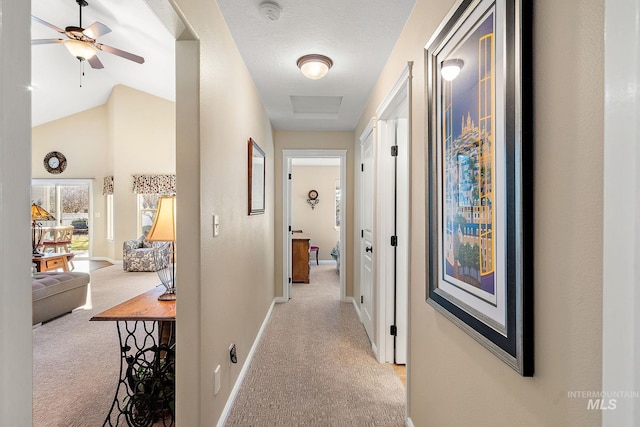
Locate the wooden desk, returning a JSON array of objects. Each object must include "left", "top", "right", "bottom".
[
  {"left": 32, "top": 252, "right": 74, "bottom": 272},
  {"left": 292, "top": 238, "right": 310, "bottom": 283},
  {"left": 91, "top": 287, "right": 175, "bottom": 426}
]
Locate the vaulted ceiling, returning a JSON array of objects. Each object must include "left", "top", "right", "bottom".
[{"left": 31, "top": 0, "right": 416, "bottom": 131}]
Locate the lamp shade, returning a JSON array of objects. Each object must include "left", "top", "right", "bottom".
[
  {"left": 64, "top": 39, "right": 98, "bottom": 61},
  {"left": 146, "top": 196, "right": 176, "bottom": 242},
  {"left": 31, "top": 204, "right": 55, "bottom": 222},
  {"left": 297, "top": 54, "right": 333, "bottom": 80}
]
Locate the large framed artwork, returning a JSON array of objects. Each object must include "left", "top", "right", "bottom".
[
  {"left": 425, "top": 0, "right": 533, "bottom": 375},
  {"left": 248, "top": 138, "right": 266, "bottom": 215}
]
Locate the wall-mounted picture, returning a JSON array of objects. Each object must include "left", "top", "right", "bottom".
[
  {"left": 248, "top": 138, "right": 265, "bottom": 215},
  {"left": 425, "top": 0, "right": 532, "bottom": 376}
]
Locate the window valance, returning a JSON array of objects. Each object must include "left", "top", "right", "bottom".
[
  {"left": 132, "top": 174, "right": 176, "bottom": 195},
  {"left": 103, "top": 176, "right": 114, "bottom": 196}
]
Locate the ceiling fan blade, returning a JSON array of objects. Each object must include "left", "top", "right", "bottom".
[
  {"left": 32, "top": 38, "right": 65, "bottom": 45},
  {"left": 83, "top": 22, "right": 112, "bottom": 39},
  {"left": 87, "top": 55, "right": 105, "bottom": 69},
  {"left": 31, "top": 15, "right": 65, "bottom": 34},
  {"left": 95, "top": 43, "right": 145, "bottom": 64}
]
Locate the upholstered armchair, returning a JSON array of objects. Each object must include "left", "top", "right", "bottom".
[
  {"left": 122, "top": 236, "right": 170, "bottom": 272},
  {"left": 330, "top": 241, "right": 340, "bottom": 273}
]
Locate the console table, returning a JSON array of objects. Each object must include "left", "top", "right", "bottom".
[{"left": 91, "top": 286, "right": 175, "bottom": 427}]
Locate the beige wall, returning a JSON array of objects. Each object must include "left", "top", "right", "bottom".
[
  {"left": 274, "top": 131, "right": 355, "bottom": 298},
  {"left": 32, "top": 105, "right": 110, "bottom": 256},
  {"left": 32, "top": 85, "right": 176, "bottom": 261},
  {"left": 108, "top": 85, "right": 176, "bottom": 260},
  {"left": 291, "top": 165, "right": 340, "bottom": 261},
  {"left": 171, "top": 0, "right": 275, "bottom": 425},
  {"left": 355, "top": 0, "right": 604, "bottom": 426}
]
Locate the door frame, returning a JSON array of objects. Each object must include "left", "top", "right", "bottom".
[
  {"left": 281, "top": 149, "right": 347, "bottom": 302},
  {"left": 375, "top": 63, "right": 412, "bottom": 364}
]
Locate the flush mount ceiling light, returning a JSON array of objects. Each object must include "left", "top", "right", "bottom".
[
  {"left": 441, "top": 58, "right": 464, "bottom": 81},
  {"left": 296, "top": 54, "right": 333, "bottom": 80}
]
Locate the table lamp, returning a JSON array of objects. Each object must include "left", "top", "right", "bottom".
[
  {"left": 32, "top": 203, "right": 55, "bottom": 256},
  {"left": 145, "top": 196, "right": 176, "bottom": 301}
]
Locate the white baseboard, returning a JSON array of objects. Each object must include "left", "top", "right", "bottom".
[
  {"left": 217, "top": 299, "right": 276, "bottom": 427},
  {"left": 406, "top": 417, "right": 415, "bottom": 427},
  {"left": 274, "top": 296, "right": 288, "bottom": 303},
  {"left": 350, "top": 297, "right": 361, "bottom": 317}
]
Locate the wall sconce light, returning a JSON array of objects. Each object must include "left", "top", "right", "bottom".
[
  {"left": 297, "top": 54, "right": 333, "bottom": 80},
  {"left": 307, "top": 189, "right": 319, "bottom": 210},
  {"left": 441, "top": 58, "right": 464, "bottom": 81}
]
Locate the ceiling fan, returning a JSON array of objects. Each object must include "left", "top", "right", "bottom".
[{"left": 31, "top": 0, "right": 145, "bottom": 69}]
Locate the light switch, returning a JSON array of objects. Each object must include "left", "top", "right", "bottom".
[
  {"left": 214, "top": 365, "right": 221, "bottom": 394},
  {"left": 213, "top": 215, "right": 220, "bottom": 237}
]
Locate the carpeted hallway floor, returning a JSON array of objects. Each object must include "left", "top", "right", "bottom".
[
  {"left": 33, "top": 263, "right": 405, "bottom": 426},
  {"left": 224, "top": 264, "right": 406, "bottom": 426}
]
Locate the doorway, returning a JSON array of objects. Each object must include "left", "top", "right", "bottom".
[
  {"left": 373, "top": 63, "right": 412, "bottom": 364},
  {"left": 282, "top": 150, "right": 347, "bottom": 301}
]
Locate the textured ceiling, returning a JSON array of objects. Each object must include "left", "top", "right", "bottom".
[
  {"left": 216, "top": 0, "right": 416, "bottom": 131},
  {"left": 31, "top": 0, "right": 416, "bottom": 131}
]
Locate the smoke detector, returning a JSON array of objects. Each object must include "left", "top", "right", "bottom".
[{"left": 259, "top": 1, "right": 281, "bottom": 22}]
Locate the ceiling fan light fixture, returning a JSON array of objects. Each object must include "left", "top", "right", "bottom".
[
  {"left": 297, "top": 54, "right": 333, "bottom": 80},
  {"left": 64, "top": 39, "right": 97, "bottom": 61}
]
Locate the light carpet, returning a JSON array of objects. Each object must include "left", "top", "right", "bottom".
[
  {"left": 224, "top": 264, "right": 406, "bottom": 426},
  {"left": 32, "top": 265, "right": 160, "bottom": 427}
]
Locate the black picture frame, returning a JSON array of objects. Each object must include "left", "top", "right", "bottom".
[
  {"left": 425, "top": 0, "right": 533, "bottom": 376},
  {"left": 248, "top": 138, "right": 266, "bottom": 215}
]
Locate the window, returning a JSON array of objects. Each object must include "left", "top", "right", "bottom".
[
  {"left": 138, "top": 194, "right": 161, "bottom": 236},
  {"left": 31, "top": 179, "right": 92, "bottom": 258},
  {"left": 106, "top": 195, "right": 114, "bottom": 240}
]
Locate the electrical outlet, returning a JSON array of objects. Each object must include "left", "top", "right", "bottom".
[{"left": 229, "top": 343, "right": 237, "bottom": 364}]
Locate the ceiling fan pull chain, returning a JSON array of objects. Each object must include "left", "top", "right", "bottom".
[{"left": 79, "top": 60, "right": 84, "bottom": 88}]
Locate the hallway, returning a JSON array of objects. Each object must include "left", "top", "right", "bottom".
[{"left": 224, "top": 264, "right": 406, "bottom": 426}]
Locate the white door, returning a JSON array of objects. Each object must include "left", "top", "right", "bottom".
[
  {"left": 360, "top": 121, "right": 375, "bottom": 342},
  {"left": 286, "top": 157, "right": 293, "bottom": 299}
]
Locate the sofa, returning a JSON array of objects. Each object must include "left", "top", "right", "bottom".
[
  {"left": 32, "top": 271, "right": 90, "bottom": 325},
  {"left": 123, "top": 236, "right": 170, "bottom": 272}
]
